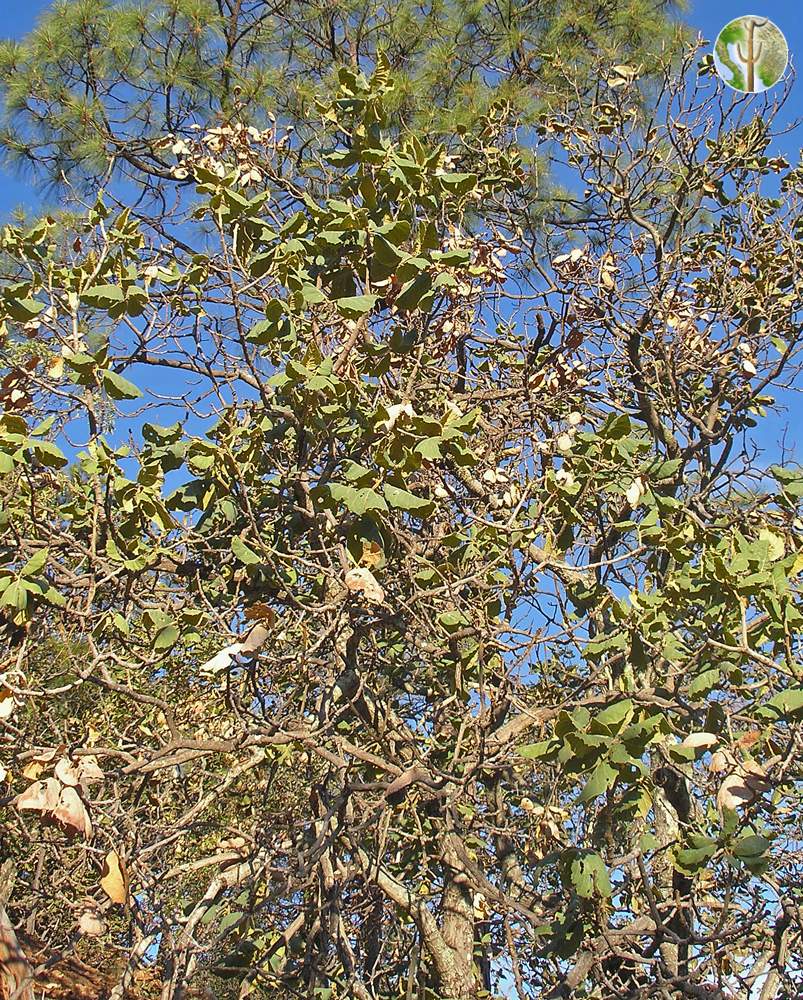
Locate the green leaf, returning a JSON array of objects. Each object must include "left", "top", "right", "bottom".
[
  {"left": 578, "top": 760, "right": 617, "bottom": 803},
  {"left": 688, "top": 668, "right": 720, "bottom": 699},
  {"left": 30, "top": 441, "right": 67, "bottom": 469},
  {"left": 329, "top": 484, "right": 388, "bottom": 515},
  {"left": 300, "top": 283, "right": 327, "bottom": 305},
  {"left": 81, "top": 284, "right": 124, "bottom": 308},
  {"left": 102, "top": 369, "right": 142, "bottom": 400},
  {"left": 395, "top": 273, "right": 433, "bottom": 313},
  {"left": 593, "top": 699, "right": 634, "bottom": 731},
  {"left": 373, "top": 220, "right": 411, "bottom": 245},
  {"left": 674, "top": 842, "right": 716, "bottom": 873},
  {"left": 647, "top": 457, "right": 683, "bottom": 479},
  {"left": 64, "top": 351, "right": 96, "bottom": 374},
  {"left": 43, "top": 587, "right": 66, "bottom": 607},
  {"left": 438, "top": 172, "right": 477, "bottom": 194},
  {"left": 415, "top": 437, "right": 442, "bottom": 460},
  {"left": 601, "top": 413, "right": 632, "bottom": 439},
  {"left": 0, "top": 579, "right": 28, "bottom": 611},
  {"left": 232, "top": 536, "right": 261, "bottom": 565},
  {"left": 20, "top": 548, "right": 48, "bottom": 577},
  {"left": 438, "top": 609, "right": 469, "bottom": 633},
  {"left": 733, "top": 834, "right": 771, "bottom": 858},
  {"left": 756, "top": 686, "right": 803, "bottom": 720},
  {"left": 4, "top": 296, "right": 45, "bottom": 322},
  {"left": 432, "top": 248, "right": 472, "bottom": 265},
  {"left": 154, "top": 625, "right": 180, "bottom": 650},
  {"left": 342, "top": 462, "right": 374, "bottom": 485},
  {"left": 335, "top": 294, "right": 378, "bottom": 318},
  {"left": 383, "top": 483, "right": 434, "bottom": 514},
  {"left": 570, "top": 852, "right": 612, "bottom": 898},
  {"left": 518, "top": 739, "right": 559, "bottom": 760}
]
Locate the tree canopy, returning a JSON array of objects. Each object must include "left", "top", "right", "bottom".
[
  {"left": 1, "top": 24, "right": 802, "bottom": 1000},
  {"left": 0, "top": 0, "right": 684, "bottom": 214}
]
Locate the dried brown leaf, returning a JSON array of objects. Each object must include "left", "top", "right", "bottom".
[
  {"left": 243, "top": 602, "right": 276, "bottom": 626},
  {"left": 100, "top": 850, "right": 128, "bottom": 904},
  {"left": 359, "top": 541, "right": 384, "bottom": 569}
]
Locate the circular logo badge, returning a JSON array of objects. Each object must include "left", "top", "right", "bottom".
[{"left": 714, "top": 16, "right": 788, "bottom": 92}]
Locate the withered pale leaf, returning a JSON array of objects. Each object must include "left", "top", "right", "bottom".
[
  {"left": 55, "top": 757, "right": 82, "bottom": 787},
  {"left": 709, "top": 750, "right": 732, "bottom": 772},
  {"left": 52, "top": 785, "right": 93, "bottom": 839},
  {"left": 16, "top": 777, "right": 61, "bottom": 813},
  {"left": 717, "top": 773, "right": 753, "bottom": 812},
  {"left": 680, "top": 732, "right": 719, "bottom": 750},
  {"left": 344, "top": 567, "right": 385, "bottom": 605},
  {"left": 200, "top": 642, "right": 243, "bottom": 673},
  {"left": 625, "top": 478, "right": 645, "bottom": 508},
  {"left": 47, "top": 355, "right": 65, "bottom": 379},
  {"left": 380, "top": 401, "right": 415, "bottom": 432},
  {"left": 78, "top": 755, "right": 105, "bottom": 784},
  {"left": 77, "top": 902, "right": 106, "bottom": 937},
  {"left": 0, "top": 686, "right": 15, "bottom": 720},
  {"left": 239, "top": 623, "right": 270, "bottom": 655}
]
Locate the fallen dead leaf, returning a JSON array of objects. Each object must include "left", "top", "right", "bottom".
[
  {"left": 55, "top": 758, "right": 82, "bottom": 787},
  {"left": 21, "top": 759, "right": 47, "bottom": 781},
  {"left": 77, "top": 755, "right": 105, "bottom": 785}
]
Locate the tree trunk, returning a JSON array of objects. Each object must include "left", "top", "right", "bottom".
[
  {"left": 0, "top": 863, "right": 34, "bottom": 1000},
  {"left": 435, "top": 836, "right": 479, "bottom": 1000}
]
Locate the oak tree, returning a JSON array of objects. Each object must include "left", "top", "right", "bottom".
[{"left": 1, "top": 41, "right": 802, "bottom": 1000}]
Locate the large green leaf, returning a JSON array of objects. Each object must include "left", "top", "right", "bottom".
[
  {"left": 383, "top": 483, "right": 433, "bottom": 514},
  {"left": 329, "top": 484, "right": 388, "bottom": 515},
  {"left": 102, "top": 370, "right": 143, "bottom": 400},
  {"left": 80, "top": 283, "right": 125, "bottom": 308}
]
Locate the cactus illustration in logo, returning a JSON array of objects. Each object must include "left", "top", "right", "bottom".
[{"left": 714, "top": 16, "right": 788, "bottom": 93}]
